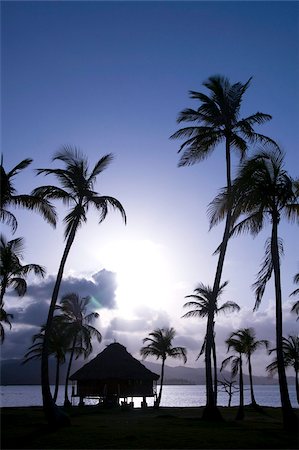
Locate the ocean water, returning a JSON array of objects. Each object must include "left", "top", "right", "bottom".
[{"left": 0, "top": 384, "right": 297, "bottom": 408}]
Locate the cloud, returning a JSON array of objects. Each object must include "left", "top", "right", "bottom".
[{"left": 25, "top": 268, "right": 117, "bottom": 309}]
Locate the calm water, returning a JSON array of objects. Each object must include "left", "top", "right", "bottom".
[{"left": 0, "top": 384, "right": 297, "bottom": 408}]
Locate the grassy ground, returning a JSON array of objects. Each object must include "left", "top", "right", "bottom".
[{"left": 1, "top": 405, "right": 299, "bottom": 449}]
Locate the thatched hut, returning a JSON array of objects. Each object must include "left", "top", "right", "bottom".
[{"left": 70, "top": 342, "right": 159, "bottom": 407}]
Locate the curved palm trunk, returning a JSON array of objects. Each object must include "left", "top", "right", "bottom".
[
  {"left": 271, "top": 218, "right": 297, "bottom": 430},
  {"left": 203, "top": 139, "right": 232, "bottom": 421},
  {"left": 41, "top": 220, "right": 79, "bottom": 426},
  {"left": 156, "top": 357, "right": 166, "bottom": 408},
  {"left": 248, "top": 354, "right": 257, "bottom": 406},
  {"left": 64, "top": 336, "right": 77, "bottom": 407},
  {"left": 236, "top": 355, "right": 244, "bottom": 420},
  {"left": 53, "top": 358, "right": 60, "bottom": 403}
]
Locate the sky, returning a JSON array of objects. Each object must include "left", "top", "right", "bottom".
[{"left": 1, "top": 1, "right": 299, "bottom": 377}]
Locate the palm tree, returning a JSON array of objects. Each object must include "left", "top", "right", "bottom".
[
  {"left": 212, "top": 146, "right": 298, "bottom": 429},
  {"left": 140, "top": 327, "right": 187, "bottom": 408},
  {"left": 290, "top": 273, "right": 299, "bottom": 320},
  {"left": 0, "top": 234, "right": 46, "bottom": 306},
  {"left": 32, "top": 146, "right": 126, "bottom": 426},
  {"left": 266, "top": 335, "right": 299, "bottom": 405},
  {"left": 221, "top": 332, "right": 246, "bottom": 420},
  {"left": 170, "top": 75, "right": 275, "bottom": 419},
  {"left": 182, "top": 281, "right": 240, "bottom": 403},
  {"left": 0, "top": 307, "right": 13, "bottom": 344},
  {"left": 0, "top": 157, "right": 56, "bottom": 232},
  {"left": 0, "top": 234, "right": 45, "bottom": 342},
  {"left": 56, "top": 293, "right": 102, "bottom": 407},
  {"left": 229, "top": 328, "right": 269, "bottom": 407},
  {"left": 23, "top": 319, "right": 68, "bottom": 403}
]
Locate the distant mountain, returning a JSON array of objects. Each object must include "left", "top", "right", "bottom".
[
  {"left": 1, "top": 357, "right": 294, "bottom": 386},
  {"left": 141, "top": 360, "right": 291, "bottom": 386}
]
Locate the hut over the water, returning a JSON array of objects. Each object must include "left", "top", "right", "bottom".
[{"left": 70, "top": 342, "right": 159, "bottom": 407}]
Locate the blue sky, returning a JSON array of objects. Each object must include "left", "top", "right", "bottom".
[{"left": 1, "top": 1, "right": 298, "bottom": 375}]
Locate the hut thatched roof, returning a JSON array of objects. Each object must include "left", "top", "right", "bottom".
[{"left": 70, "top": 342, "right": 159, "bottom": 381}]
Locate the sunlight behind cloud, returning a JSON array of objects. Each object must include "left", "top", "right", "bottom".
[{"left": 99, "top": 239, "right": 172, "bottom": 317}]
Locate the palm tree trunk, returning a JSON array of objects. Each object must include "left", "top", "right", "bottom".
[
  {"left": 248, "top": 354, "right": 257, "bottom": 406},
  {"left": 271, "top": 217, "right": 297, "bottom": 430},
  {"left": 203, "top": 139, "right": 232, "bottom": 421},
  {"left": 41, "top": 220, "right": 79, "bottom": 426},
  {"left": 295, "top": 368, "right": 299, "bottom": 406},
  {"left": 156, "top": 358, "right": 166, "bottom": 408},
  {"left": 212, "top": 335, "right": 218, "bottom": 405},
  {"left": 236, "top": 355, "right": 244, "bottom": 420},
  {"left": 53, "top": 358, "right": 60, "bottom": 403},
  {"left": 64, "top": 336, "right": 77, "bottom": 407}
]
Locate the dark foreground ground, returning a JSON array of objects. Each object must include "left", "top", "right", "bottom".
[{"left": 1, "top": 405, "right": 299, "bottom": 449}]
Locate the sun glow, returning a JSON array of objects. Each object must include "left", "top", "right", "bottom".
[{"left": 99, "top": 239, "right": 172, "bottom": 317}]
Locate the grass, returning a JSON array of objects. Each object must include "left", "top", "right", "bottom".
[{"left": 1, "top": 405, "right": 298, "bottom": 449}]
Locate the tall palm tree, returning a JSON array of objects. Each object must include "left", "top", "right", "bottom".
[
  {"left": 266, "top": 335, "right": 299, "bottom": 405},
  {"left": 23, "top": 319, "right": 68, "bottom": 403},
  {"left": 170, "top": 75, "right": 275, "bottom": 419},
  {"left": 56, "top": 293, "right": 102, "bottom": 407},
  {"left": 212, "top": 146, "right": 298, "bottom": 429},
  {"left": 229, "top": 328, "right": 269, "bottom": 407},
  {"left": 182, "top": 281, "right": 240, "bottom": 403},
  {"left": 32, "top": 146, "right": 126, "bottom": 426},
  {"left": 0, "top": 234, "right": 46, "bottom": 306},
  {"left": 140, "top": 327, "right": 187, "bottom": 408},
  {"left": 221, "top": 331, "right": 246, "bottom": 420},
  {"left": 0, "top": 157, "right": 56, "bottom": 232}
]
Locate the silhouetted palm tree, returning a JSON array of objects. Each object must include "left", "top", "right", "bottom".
[
  {"left": 0, "top": 234, "right": 45, "bottom": 341},
  {"left": 140, "top": 327, "right": 187, "bottom": 408},
  {"left": 221, "top": 332, "right": 246, "bottom": 420},
  {"left": 182, "top": 281, "right": 240, "bottom": 403},
  {"left": 0, "top": 235, "right": 46, "bottom": 305},
  {"left": 212, "top": 146, "right": 298, "bottom": 429},
  {"left": 23, "top": 319, "right": 68, "bottom": 402},
  {"left": 290, "top": 273, "right": 299, "bottom": 320},
  {"left": 56, "top": 293, "right": 102, "bottom": 407},
  {"left": 230, "top": 328, "right": 268, "bottom": 407},
  {"left": 0, "top": 307, "right": 13, "bottom": 344},
  {"left": 171, "top": 75, "right": 275, "bottom": 419},
  {"left": 0, "top": 157, "right": 56, "bottom": 232},
  {"left": 32, "top": 146, "right": 126, "bottom": 426},
  {"left": 266, "top": 335, "right": 299, "bottom": 405}
]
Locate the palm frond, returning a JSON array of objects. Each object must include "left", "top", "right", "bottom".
[
  {"left": 253, "top": 237, "right": 284, "bottom": 310},
  {"left": 0, "top": 209, "right": 18, "bottom": 233}
]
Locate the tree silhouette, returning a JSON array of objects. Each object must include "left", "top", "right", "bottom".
[
  {"left": 212, "top": 146, "right": 298, "bottom": 429},
  {"left": 221, "top": 331, "right": 246, "bottom": 420},
  {"left": 0, "top": 234, "right": 45, "bottom": 341},
  {"left": 182, "top": 281, "right": 239, "bottom": 403},
  {"left": 171, "top": 75, "right": 275, "bottom": 420},
  {"left": 33, "top": 146, "right": 126, "bottom": 426},
  {"left": 290, "top": 273, "right": 299, "bottom": 320},
  {"left": 266, "top": 335, "right": 299, "bottom": 405},
  {"left": 56, "top": 293, "right": 102, "bottom": 407},
  {"left": 140, "top": 327, "right": 187, "bottom": 408},
  {"left": 228, "top": 328, "right": 268, "bottom": 407},
  {"left": 0, "top": 157, "right": 56, "bottom": 232},
  {"left": 23, "top": 319, "right": 68, "bottom": 403}
]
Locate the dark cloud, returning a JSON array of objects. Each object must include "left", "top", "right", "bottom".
[
  {"left": 1, "top": 326, "right": 40, "bottom": 359},
  {"left": 26, "top": 269, "right": 117, "bottom": 309},
  {"left": 8, "top": 299, "right": 51, "bottom": 327}
]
